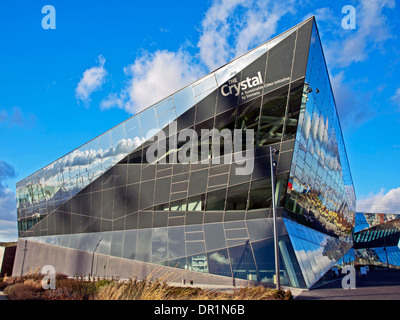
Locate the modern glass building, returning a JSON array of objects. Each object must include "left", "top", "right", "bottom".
[
  {"left": 13, "top": 17, "right": 356, "bottom": 289},
  {"left": 348, "top": 212, "right": 400, "bottom": 269}
]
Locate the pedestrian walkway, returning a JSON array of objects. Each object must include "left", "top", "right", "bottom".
[{"left": 296, "top": 269, "right": 400, "bottom": 300}]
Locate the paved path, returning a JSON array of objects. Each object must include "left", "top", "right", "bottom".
[{"left": 296, "top": 269, "right": 400, "bottom": 300}]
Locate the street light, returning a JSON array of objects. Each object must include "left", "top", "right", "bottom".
[
  {"left": 90, "top": 238, "right": 102, "bottom": 280},
  {"left": 269, "top": 146, "right": 280, "bottom": 290}
]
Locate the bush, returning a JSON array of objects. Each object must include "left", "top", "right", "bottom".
[{"left": 1, "top": 273, "right": 293, "bottom": 300}]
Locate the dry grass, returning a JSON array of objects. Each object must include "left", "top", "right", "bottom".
[{"left": 1, "top": 271, "right": 292, "bottom": 300}]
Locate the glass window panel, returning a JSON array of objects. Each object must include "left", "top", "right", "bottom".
[
  {"left": 207, "top": 248, "right": 232, "bottom": 277},
  {"left": 206, "top": 189, "right": 226, "bottom": 211},
  {"left": 228, "top": 242, "right": 257, "bottom": 281},
  {"left": 193, "top": 74, "right": 218, "bottom": 102},
  {"left": 139, "top": 107, "right": 158, "bottom": 140},
  {"left": 168, "top": 226, "right": 185, "bottom": 259},
  {"left": 97, "top": 232, "right": 112, "bottom": 256},
  {"left": 152, "top": 228, "right": 168, "bottom": 263},
  {"left": 136, "top": 229, "right": 152, "bottom": 262},
  {"left": 204, "top": 223, "right": 226, "bottom": 251},
  {"left": 257, "top": 85, "right": 289, "bottom": 146},
  {"left": 187, "top": 195, "right": 204, "bottom": 211},
  {"left": 186, "top": 241, "right": 206, "bottom": 256},
  {"left": 125, "top": 116, "right": 144, "bottom": 150},
  {"left": 248, "top": 179, "right": 272, "bottom": 210},
  {"left": 173, "top": 86, "right": 196, "bottom": 118},
  {"left": 98, "top": 131, "right": 114, "bottom": 170},
  {"left": 155, "top": 98, "right": 174, "bottom": 116},
  {"left": 111, "top": 123, "right": 128, "bottom": 163},
  {"left": 225, "top": 183, "right": 249, "bottom": 210},
  {"left": 187, "top": 254, "right": 209, "bottom": 273},
  {"left": 157, "top": 108, "right": 177, "bottom": 130},
  {"left": 123, "top": 229, "right": 137, "bottom": 260}
]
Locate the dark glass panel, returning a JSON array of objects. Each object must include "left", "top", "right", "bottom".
[
  {"left": 138, "top": 211, "right": 153, "bottom": 229},
  {"left": 186, "top": 241, "right": 206, "bottom": 256},
  {"left": 251, "top": 156, "right": 271, "bottom": 180},
  {"left": 168, "top": 257, "right": 187, "bottom": 270},
  {"left": 101, "top": 189, "right": 113, "bottom": 220},
  {"left": 113, "top": 186, "right": 127, "bottom": 220},
  {"left": 81, "top": 192, "right": 91, "bottom": 216},
  {"left": 114, "top": 165, "right": 127, "bottom": 187},
  {"left": 283, "top": 80, "right": 305, "bottom": 141},
  {"left": 187, "top": 195, "right": 205, "bottom": 211},
  {"left": 264, "top": 32, "right": 296, "bottom": 93},
  {"left": 195, "top": 90, "right": 217, "bottom": 123},
  {"left": 177, "top": 105, "right": 196, "bottom": 132},
  {"left": 186, "top": 212, "right": 204, "bottom": 225},
  {"left": 141, "top": 164, "right": 156, "bottom": 181},
  {"left": 188, "top": 169, "right": 208, "bottom": 197},
  {"left": 90, "top": 217, "right": 101, "bottom": 233},
  {"left": 139, "top": 180, "right": 155, "bottom": 210},
  {"left": 248, "top": 179, "right": 272, "bottom": 210},
  {"left": 151, "top": 228, "right": 168, "bottom": 263},
  {"left": 168, "top": 227, "right": 185, "bottom": 259},
  {"left": 136, "top": 229, "right": 152, "bottom": 262},
  {"left": 80, "top": 216, "right": 90, "bottom": 233},
  {"left": 228, "top": 242, "right": 257, "bottom": 281},
  {"left": 204, "top": 211, "right": 223, "bottom": 223},
  {"left": 204, "top": 223, "right": 226, "bottom": 251},
  {"left": 235, "top": 97, "right": 262, "bottom": 144},
  {"left": 251, "top": 238, "right": 275, "bottom": 284},
  {"left": 258, "top": 85, "right": 289, "bottom": 146},
  {"left": 127, "top": 164, "right": 141, "bottom": 184},
  {"left": 101, "top": 219, "right": 112, "bottom": 232},
  {"left": 216, "top": 79, "right": 240, "bottom": 115},
  {"left": 214, "top": 108, "right": 237, "bottom": 132},
  {"left": 125, "top": 213, "right": 138, "bottom": 230},
  {"left": 126, "top": 184, "right": 139, "bottom": 215},
  {"left": 207, "top": 249, "right": 232, "bottom": 277},
  {"left": 292, "top": 20, "right": 313, "bottom": 80},
  {"left": 113, "top": 216, "right": 125, "bottom": 231},
  {"left": 123, "top": 229, "right": 137, "bottom": 260},
  {"left": 110, "top": 231, "right": 124, "bottom": 258},
  {"left": 71, "top": 194, "right": 81, "bottom": 214},
  {"left": 154, "top": 177, "right": 171, "bottom": 204},
  {"left": 92, "top": 191, "right": 102, "bottom": 218},
  {"left": 206, "top": 189, "right": 226, "bottom": 211},
  {"left": 102, "top": 167, "right": 114, "bottom": 189},
  {"left": 225, "top": 183, "right": 249, "bottom": 210},
  {"left": 153, "top": 211, "right": 168, "bottom": 228}
]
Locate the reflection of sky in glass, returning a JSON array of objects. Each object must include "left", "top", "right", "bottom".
[
  {"left": 287, "top": 22, "right": 356, "bottom": 238},
  {"left": 17, "top": 19, "right": 313, "bottom": 233},
  {"left": 284, "top": 218, "right": 351, "bottom": 288}
]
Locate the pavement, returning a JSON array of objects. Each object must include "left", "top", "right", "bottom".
[{"left": 295, "top": 269, "right": 400, "bottom": 300}]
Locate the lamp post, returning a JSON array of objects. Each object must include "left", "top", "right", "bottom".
[
  {"left": 269, "top": 146, "right": 280, "bottom": 290},
  {"left": 90, "top": 238, "right": 102, "bottom": 280}
]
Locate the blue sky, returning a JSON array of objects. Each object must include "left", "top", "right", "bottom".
[{"left": 0, "top": 0, "right": 399, "bottom": 241}]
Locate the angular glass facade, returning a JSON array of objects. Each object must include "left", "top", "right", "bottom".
[
  {"left": 15, "top": 17, "right": 356, "bottom": 289},
  {"left": 345, "top": 213, "right": 400, "bottom": 270}
]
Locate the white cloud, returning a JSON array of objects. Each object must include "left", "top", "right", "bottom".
[
  {"left": 326, "top": 0, "right": 396, "bottom": 68},
  {"left": 76, "top": 55, "right": 108, "bottom": 104},
  {"left": 391, "top": 88, "right": 400, "bottom": 109},
  {"left": 101, "top": 50, "right": 201, "bottom": 114},
  {"left": 0, "top": 220, "right": 17, "bottom": 242},
  {"left": 330, "top": 71, "right": 374, "bottom": 129},
  {"left": 197, "top": 0, "right": 297, "bottom": 71},
  {"left": 357, "top": 187, "right": 400, "bottom": 214},
  {"left": 100, "top": 0, "right": 302, "bottom": 114}
]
